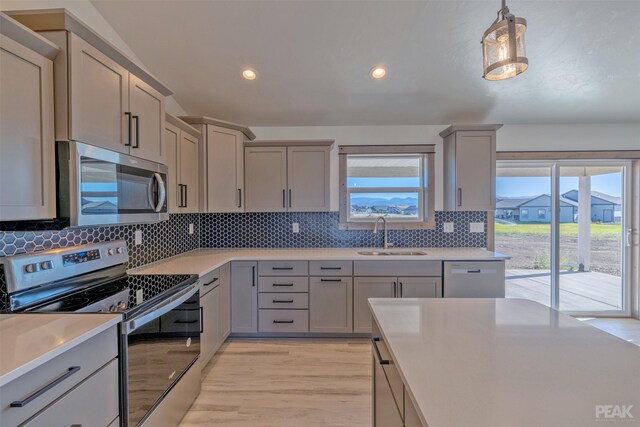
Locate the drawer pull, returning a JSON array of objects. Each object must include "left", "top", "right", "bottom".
[
  {"left": 320, "top": 278, "right": 342, "bottom": 282},
  {"left": 320, "top": 267, "right": 341, "bottom": 270},
  {"left": 371, "top": 337, "right": 390, "bottom": 365},
  {"left": 273, "top": 320, "right": 294, "bottom": 324},
  {"left": 174, "top": 319, "right": 198, "bottom": 324},
  {"left": 204, "top": 277, "right": 218, "bottom": 286},
  {"left": 10, "top": 366, "right": 81, "bottom": 408},
  {"left": 467, "top": 269, "right": 482, "bottom": 273},
  {"left": 272, "top": 267, "right": 294, "bottom": 270},
  {"left": 272, "top": 283, "right": 294, "bottom": 287},
  {"left": 272, "top": 299, "right": 294, "bottom": 303}
]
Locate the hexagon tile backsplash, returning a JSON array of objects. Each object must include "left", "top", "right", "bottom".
[{"left": 0, "top": 211, "right": 485, "bottom": 311}]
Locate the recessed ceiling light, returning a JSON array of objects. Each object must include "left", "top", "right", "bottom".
[
  {"left": 242, "top": 69, "right": 257, "bottom": 80},
  {"left": 370, "top": 66, "right": 387, "bottom": 79}
]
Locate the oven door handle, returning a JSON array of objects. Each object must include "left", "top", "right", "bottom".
[{"left": 123, "top": 284, "right": 198, "bottom": 334}]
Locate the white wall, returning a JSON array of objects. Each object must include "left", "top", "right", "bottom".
[
  {"left": 252, "top": 123, "right": 640, "bottom": 211},
  {"left": 0, "top": 0, "right": 187, "bottom": 116}
]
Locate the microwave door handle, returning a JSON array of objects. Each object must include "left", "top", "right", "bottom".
[
  {"left": 154, "top": 173, "right": 166, "bottom": 212},
  {"left": 123, "top": 284, "right": 198, "bottom": 334}
]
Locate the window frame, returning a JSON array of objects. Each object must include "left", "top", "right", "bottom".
[{"left": 338, "top": 145, "right": 435, "bottom": 230}]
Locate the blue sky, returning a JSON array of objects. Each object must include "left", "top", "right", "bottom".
[{"left": 497, "top": 173, "right": 622, "bottom": 198}]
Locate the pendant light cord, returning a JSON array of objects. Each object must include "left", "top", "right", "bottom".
[{"left": 493, "top": 0, "right": 511, "bottom": 25}]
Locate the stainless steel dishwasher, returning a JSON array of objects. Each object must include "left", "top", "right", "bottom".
[{"left": 443, "top": 261, "right": 505, "bottom": 298}]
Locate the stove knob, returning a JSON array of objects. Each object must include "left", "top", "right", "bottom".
[
  {"left": 116, "top": 247, "right": 125, "bottom": 254},
  {"left": 107, "top": 248, "right": 116, "bottom": 256},
  {"left": 24, "top": 263, "right": 41, "bottom": 273},
  {"left": 109, "top": 304, "right": 116, "bottom": 312},
  {"left": 40, "top": 260, "right": 54, "bottom": 270}
]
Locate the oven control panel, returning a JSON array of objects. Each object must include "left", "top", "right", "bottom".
[{"left": 62, "top": 249, "right": 101, "bottom": 267}]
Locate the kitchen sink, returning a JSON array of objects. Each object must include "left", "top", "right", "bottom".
[{"left": 357, "top": 250, "right": 427, "bottom": 256}]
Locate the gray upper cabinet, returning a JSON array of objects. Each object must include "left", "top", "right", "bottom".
[
  {"left": 0, "top": 15, "right": 57, "bottom": 221},
  {"left": 245, "top": 146, "right": 287, "bottom": 212},
  {"left": 68, "top": 33, "right": 130, "bottom": 154},
  {"left": 8, "top": 10, "right": 172, "bottom": 164},
  {"left": 244, "top": 142, "right": 332, "bottom": 212},
  {"left": 441, "top": 125, "right": 502, "bottom": 211},
  {"left": 206, "top": 126, "right": 245, "bottom": 212},
  {"left": 165, "top": 115, "right": 200, "bottom": 213}
]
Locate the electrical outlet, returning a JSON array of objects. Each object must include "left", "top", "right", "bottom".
[
  {"left": 189, "top": 223, "right": 194, "bottom": 235},
  {"left": 292, "top": 222, "right": 300, "bottom": 233},
  {"left": 470, "top": 222, "right": 485, "bottom": 233},
  {"left": 136, "top": 289, "right": 144, "bottom": 304},
  {"left": 443, "top": 222, "right": 454, "bottom": 233},
  {"left": 134, "top": 230, "right": 143, "bottom": 245}
]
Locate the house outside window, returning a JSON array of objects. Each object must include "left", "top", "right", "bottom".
[
  {"left": 338, "top": 145, "right": 435, "bottom": 230},
  {"left": 521, "top": 208, "right": 529, "bottom": 218},
  {"left": 538, "top": 209, "right": 546, "bottom": 218}
]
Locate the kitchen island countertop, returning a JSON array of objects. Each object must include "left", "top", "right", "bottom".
[{"left": 368, "top": 298, "right": 640, "bottom": 427}]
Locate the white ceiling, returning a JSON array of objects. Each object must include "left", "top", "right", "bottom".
[{"left": 90, "top": 0, "right": 640, "bottom": 126}]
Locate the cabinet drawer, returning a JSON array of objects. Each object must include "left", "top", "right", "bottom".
[
  {"left": 258, "top": 276, "right": 309, "bottom": 293},
  {"left": 259, "top": 309, "right": 309, "bottom": 333},
  {"left": 200, "top": 268, "right": 220, "bottom": 296},
  {"left": 309, "top": 260, "right": 353, "bottom": 276},
  {"left": 354, "top": 260, "right": 441, "bottom": 277},
  {"left": 0, "top": 326, "right": 117, "bottom": 427},
  {"left": 259, "top": 293, "right": 308, "bottom": 309},
  {"left": 23, "top": 359, "right": 119, "bottom": 427},
  {"left": 258, "top": 260, "right": 308, "bottom": 276}
]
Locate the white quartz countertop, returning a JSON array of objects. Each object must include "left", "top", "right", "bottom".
[
  {"left": 129, "top": 247, "right": 509, "bottom": 277},
  {"left": 0, "top": 313, "right": 121, "bottom": 387},
  {"left": 368, "top": 298, "right": 640, "bottom": 427}
]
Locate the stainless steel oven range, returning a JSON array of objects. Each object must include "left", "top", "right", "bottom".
[{"left": 1, "top": 240, "right": 201, "bottom": 427}]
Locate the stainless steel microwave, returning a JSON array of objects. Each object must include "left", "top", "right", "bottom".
[{"left": 57, "top": 141, "right": 168, "bottom": 227}]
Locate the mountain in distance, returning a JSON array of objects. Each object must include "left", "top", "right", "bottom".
[{"left": 351, "top": 197, "right": 418, "bottom": 207}]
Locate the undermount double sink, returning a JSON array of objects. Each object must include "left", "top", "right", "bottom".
[{"left": 357, "top": 250, "right": 427, "bottom": 256}]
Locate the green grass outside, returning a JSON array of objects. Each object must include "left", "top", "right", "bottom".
[{"left": 494, "top": 222, "right": 622, "bottom": 239}]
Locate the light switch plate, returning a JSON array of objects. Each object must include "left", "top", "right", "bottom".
[
  {"left": 136, "top": 289, "right": 143, "bottom": 304},
  {"left": 443, "top": 222, "right": 454, "bottom": 233},
  {"left": 292, "top": 222, "right": 300, "bottom": 233},
  {"left": 470, "top": 222, "right": 485, "bottom": 233},
  {"left": 189, "top": 224, "right": 194, "bottom": 235},
  {"left": 134, "top": 230, "right": 143, "bottom": 245}
]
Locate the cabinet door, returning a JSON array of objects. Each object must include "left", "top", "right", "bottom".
[
  {"left": 219, "top": 263, "right": 231, "bottom": 340},
  {"left": 206, "top": 126, "right": 244, "bottom": 212},
  {"left": 231, "top": 261, "right": 257, "bottom": 333},
  {"left": 0, "top": 36, "right": 55, "bottom": 220},
  {"left": 309, "top": 277, "right": 353, "bottom": 333},
  {"left": 398, "top": 277, "right": 441, "bottom": 298},
  {"left": 245, "top": 146, "right": 287, "bottom": 212},
  {"left": 200, "top": 286, "right": 219, "bottom": 364},
  {"left": 180, "top": 131, "right": 199, "bottom": 213},
  {"left": 455, "top": 131, "right": 495, "bottom": 211},
  {"left": 353, "top": 277, "right": 395, "bottom": 333},
  {"left": 287, "top": 146, "right": 330, "bottom": 211},
  {"left": 68, "top": 33, "right": 129, "bottom": 153},
  {"left": 129, "top": 74, "right": 165, "bottom": 163},
  {"left": 373, "top": 356, "right": 403, "bottom": 427},
  {"left": 165, "top": 123, "right": 181, "bottom": 213}
]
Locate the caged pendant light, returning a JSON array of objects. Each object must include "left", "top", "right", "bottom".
[{"left": 482, "top": 0, "right": 528, "bottom": 80}]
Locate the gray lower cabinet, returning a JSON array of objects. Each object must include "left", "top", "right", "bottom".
[
  {"left": 231, "top": 261, "right": 258, "bottom": 333},
  {"left": 219, "top": 263, "right": 231, "bottom": 340},
  {"left": 397, "top": 277, "right": 442, "bottom": 298},
  {"left": 309, "top": 277, "right": 353, "bottom": 333},
  {"left": 200, "top": 283, "right": 220, "bottom": 366},
  {"left": 23, "top": 359, "right": 119, "bottom": 427},
  {"left": 353, "top": 277, "right": 395, "bottom": 334},
  {"left": 0, "top": 326, "right": 118, "bottom": 427},
  {"left": 258, "top": 309, "right": 309, "bottom": 333}
]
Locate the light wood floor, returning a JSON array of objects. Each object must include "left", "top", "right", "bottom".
[{"left": 179, "top": 339, "right": 372, "bottom": 426}]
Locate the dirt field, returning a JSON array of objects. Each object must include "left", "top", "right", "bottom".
[{"left": 495, "top": 223, "right": 622, "bottom": 277}]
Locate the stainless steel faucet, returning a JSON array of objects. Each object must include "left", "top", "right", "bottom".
[{"left": 373, "top": 216, "right": 393, "bottom": 250}]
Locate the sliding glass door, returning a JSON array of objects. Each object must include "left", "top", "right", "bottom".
[{"left": 496, "top": 161, "right": 631, "bottom": 316}]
